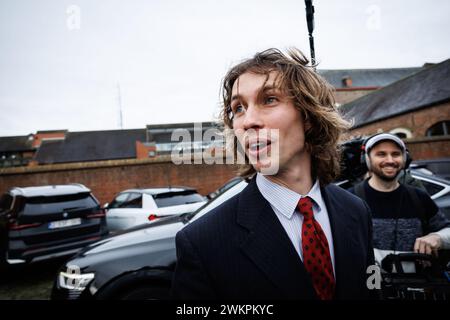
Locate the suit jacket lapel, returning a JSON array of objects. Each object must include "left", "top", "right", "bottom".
[
  {"left": 236, "top": 178, "right": 317, "bottom": 299},
  {"left": 321, "top": 184, "right": 358, "bottom": 298}
]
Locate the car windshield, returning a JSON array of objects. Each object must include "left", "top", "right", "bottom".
[
  {"left": 20, "top": 192, "right": 98, "bottom": 216},
  {"left": 413, "top": 160, "right": 450, "bottom": 178},
  {"left": 153, "top": 191, "right": 204, "bottom": 208}
]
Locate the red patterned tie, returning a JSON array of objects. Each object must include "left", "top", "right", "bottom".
[{"left": 298, "top": 196, "right": 335, "bottom": 300}]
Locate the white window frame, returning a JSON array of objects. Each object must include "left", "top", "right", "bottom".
[{"left": 389, "top": 127, "right": 413, "bottom": 139}]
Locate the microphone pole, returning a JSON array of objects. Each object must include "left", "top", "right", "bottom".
[{"left": 304, "top": 0, "right": 316, "bottom": 70}]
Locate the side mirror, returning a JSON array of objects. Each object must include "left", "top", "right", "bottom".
[{"left": 103, "top": 202, "right": 109, "bottom": 209}]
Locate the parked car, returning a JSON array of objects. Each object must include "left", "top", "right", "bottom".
[
  {"left": 51, "top": 180, "right": 247, "bottom": 300},
  {"left": 206, "top": 177, "right": 243, "bottom": 200},
  {"left": 409, "top": 169, "right": 450, "bottom": 219},
  {"left": 0, "top": 184, "right": 108, "bottom": 273},
  {"left": 410, "top": 158, "right": 450, "bottom": 181},
  {"left": 105, "top": 187, "right": 207, "bottom": 232}
]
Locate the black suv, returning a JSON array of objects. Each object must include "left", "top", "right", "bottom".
[
  {"left": 51, "top": 178, "right": 246, "bottom": 300},
  {"left": 0, "top": 184, "right": 108, "bottom": 273}
]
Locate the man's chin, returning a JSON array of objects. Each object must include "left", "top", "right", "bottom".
[
  {"left": 378, "top": 172, "right": 400, "bottom": 182},
  {"left": 252, "top": 160, "right": 279, "bottom": 176},
  {"left": 379, "top": 176, "right": 397, "bottom": 182}
]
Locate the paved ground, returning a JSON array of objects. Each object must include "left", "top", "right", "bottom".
[{"left": 0, "top": 259, "right": 65, "bottom": 300}]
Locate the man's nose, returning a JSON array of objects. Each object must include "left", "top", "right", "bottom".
[
  {"left": 242, "top": 104, "right": 263, "bottom": 130},
  {"left": 385, "top": 154, "right": 396, "bottom": 163}
]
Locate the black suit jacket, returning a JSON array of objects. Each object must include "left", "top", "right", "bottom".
[{"left": 171, "top": 178, "right": 375, "bottom": 300}]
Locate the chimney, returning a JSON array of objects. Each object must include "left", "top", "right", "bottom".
[{"left": 342, "top": 76, "right": 352, "bottom": 88}]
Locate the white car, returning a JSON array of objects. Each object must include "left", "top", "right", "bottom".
[{"left": 105, "top": 187, "right": 206, "bottom": 232}]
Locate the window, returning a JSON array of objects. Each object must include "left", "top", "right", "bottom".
[
  {"left": 153, "top": 191, "right": 204, "bottom": 208},
  {"left": 436, "top": 194, "right": 450, "bottom": 218},
  {"left": 426, "top": 121, "right": 450, "bottom": 137},
  {"left": 122, "top": 193, "right": 142, "bottom": 208},
  {"left": 0, "top": 152, "right": 26, "bottom": 168},
  {"left": 109, "top": 193, "right": 130, "bottom": 208},
  {"left": 389, "top": 128, "right": 412, "bottom": 139},
  {"left": 419, "top": 179, "right": 445, "bottom": 196},
  {"left": 0, "top": 194, "right": 13, "bottom": 212},
  {"left": 21, "top": 193, "right": 98, "bottom": 216},
  {"left": 109, "top": 193, "right": 142, "bottom": 209},
  {"left": 156, "top": 143, "right": 173, "bottom": 152}
]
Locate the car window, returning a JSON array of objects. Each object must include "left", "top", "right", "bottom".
[
  {"left": 108, "top": 193, "right": 130, "bottom": 208},
  {"left": 434, "top": 194, "right": 450, "bottom": 220},
  {"left": 426, "top": 163, "right": 450, "bottom": 176},
  {"left": 121, "top": 193, "right": 143, "bottom": 209},
  {"left": 418, "top": 179, "right": 445, "bottom": 196},
  {"left": 0, "top": 194, "right": 13, "bottom": 212},
  {"left": 153, "top": 192, "right": 204, "bottom": 208},
  {"left": 20, "top": 192, "right": 98, "bottom": 216}
]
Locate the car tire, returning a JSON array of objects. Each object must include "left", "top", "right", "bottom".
[{"left": 118, "top": 285, "right": 170, "bottom": 300}]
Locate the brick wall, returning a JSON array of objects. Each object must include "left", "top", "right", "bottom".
[
  {"left": 347, "top": 102, "right": 450, "bottom": 138},
  {"left": 0, "top": 157, "right": 239, "bottom": 205},
  {"left": 405, "top": 136, "right": 450, "bottom": 160}
]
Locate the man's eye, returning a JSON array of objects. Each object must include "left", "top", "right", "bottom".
[
  {"left": 264, "top": 96, "right": 277, "bottom": 104},
  {"left": 233, "top": 105, "right": 244, "bottom": 114}
]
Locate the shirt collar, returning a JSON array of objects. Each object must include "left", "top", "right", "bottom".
[{"left": 256, "top": 173, "right": 323, "bottom": 219}]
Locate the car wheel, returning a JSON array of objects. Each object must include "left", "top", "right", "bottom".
[{"left": 118, "top": 285, "right": 170, "bottom": 300}]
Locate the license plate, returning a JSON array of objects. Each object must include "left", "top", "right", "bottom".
[{"left": 48, "top": 218, "right": 82, "bottom": 229}]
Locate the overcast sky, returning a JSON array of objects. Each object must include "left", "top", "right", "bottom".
[{"left": 1, "top": 0, "right": 449, "bottom": 137}]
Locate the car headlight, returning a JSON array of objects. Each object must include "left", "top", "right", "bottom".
[{"left": 58, "top": 265, "right": 95, "bottom": 291}]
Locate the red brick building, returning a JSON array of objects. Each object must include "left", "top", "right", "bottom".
[{"left": 341, "top": 59, "right": 450, "bottom": 160}]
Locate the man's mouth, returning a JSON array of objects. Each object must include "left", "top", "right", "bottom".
[
  {"left": 381, "top": 165, "right": 399, "bottom": 173},
  {"left": 247, "top": 140, "right": 272, "bottom": 158},
  {"left": 249, "top": 141, "right": 270, "bottom": 151}
]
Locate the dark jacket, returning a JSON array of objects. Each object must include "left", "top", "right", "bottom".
[{"left": 172, "top": 178, "right": 375, "bottom": 300}]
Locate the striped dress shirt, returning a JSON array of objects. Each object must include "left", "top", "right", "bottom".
[{"left": 256, "top": 173, "right": 336, "bottom": 275}]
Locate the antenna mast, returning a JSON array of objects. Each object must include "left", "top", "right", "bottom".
[{"left": 304, "top": 0, "right": 316, "bottom": 69}]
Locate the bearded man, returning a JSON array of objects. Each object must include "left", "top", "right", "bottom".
[{"left": 350, "top": 133, "right": 450, "bottom": 261}]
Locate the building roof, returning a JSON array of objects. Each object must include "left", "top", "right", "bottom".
[
  {"left": 318, "top": 67, "right": 423, "bottom": 89},
  {"left": 0, "top": 135, "right": 34, "bottom": 153},
  {"left": 340, "top": 59, "right": 450, "bottom": 129},
  {"left": 35, "top": 129, "right": 146, "bottom": 164},
  {"left": 36, "top": 129, "right": 68, "bottom": 134},
  {"left": 147, "top": 122, "right": 222, "bottom": 144},
  {"left": 146, "top": 121, "right": 217, "bottom": 130}
]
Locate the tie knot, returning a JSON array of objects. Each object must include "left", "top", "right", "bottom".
[{"left": 297, "top": 196, "right": 314, "bottom": 220}]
